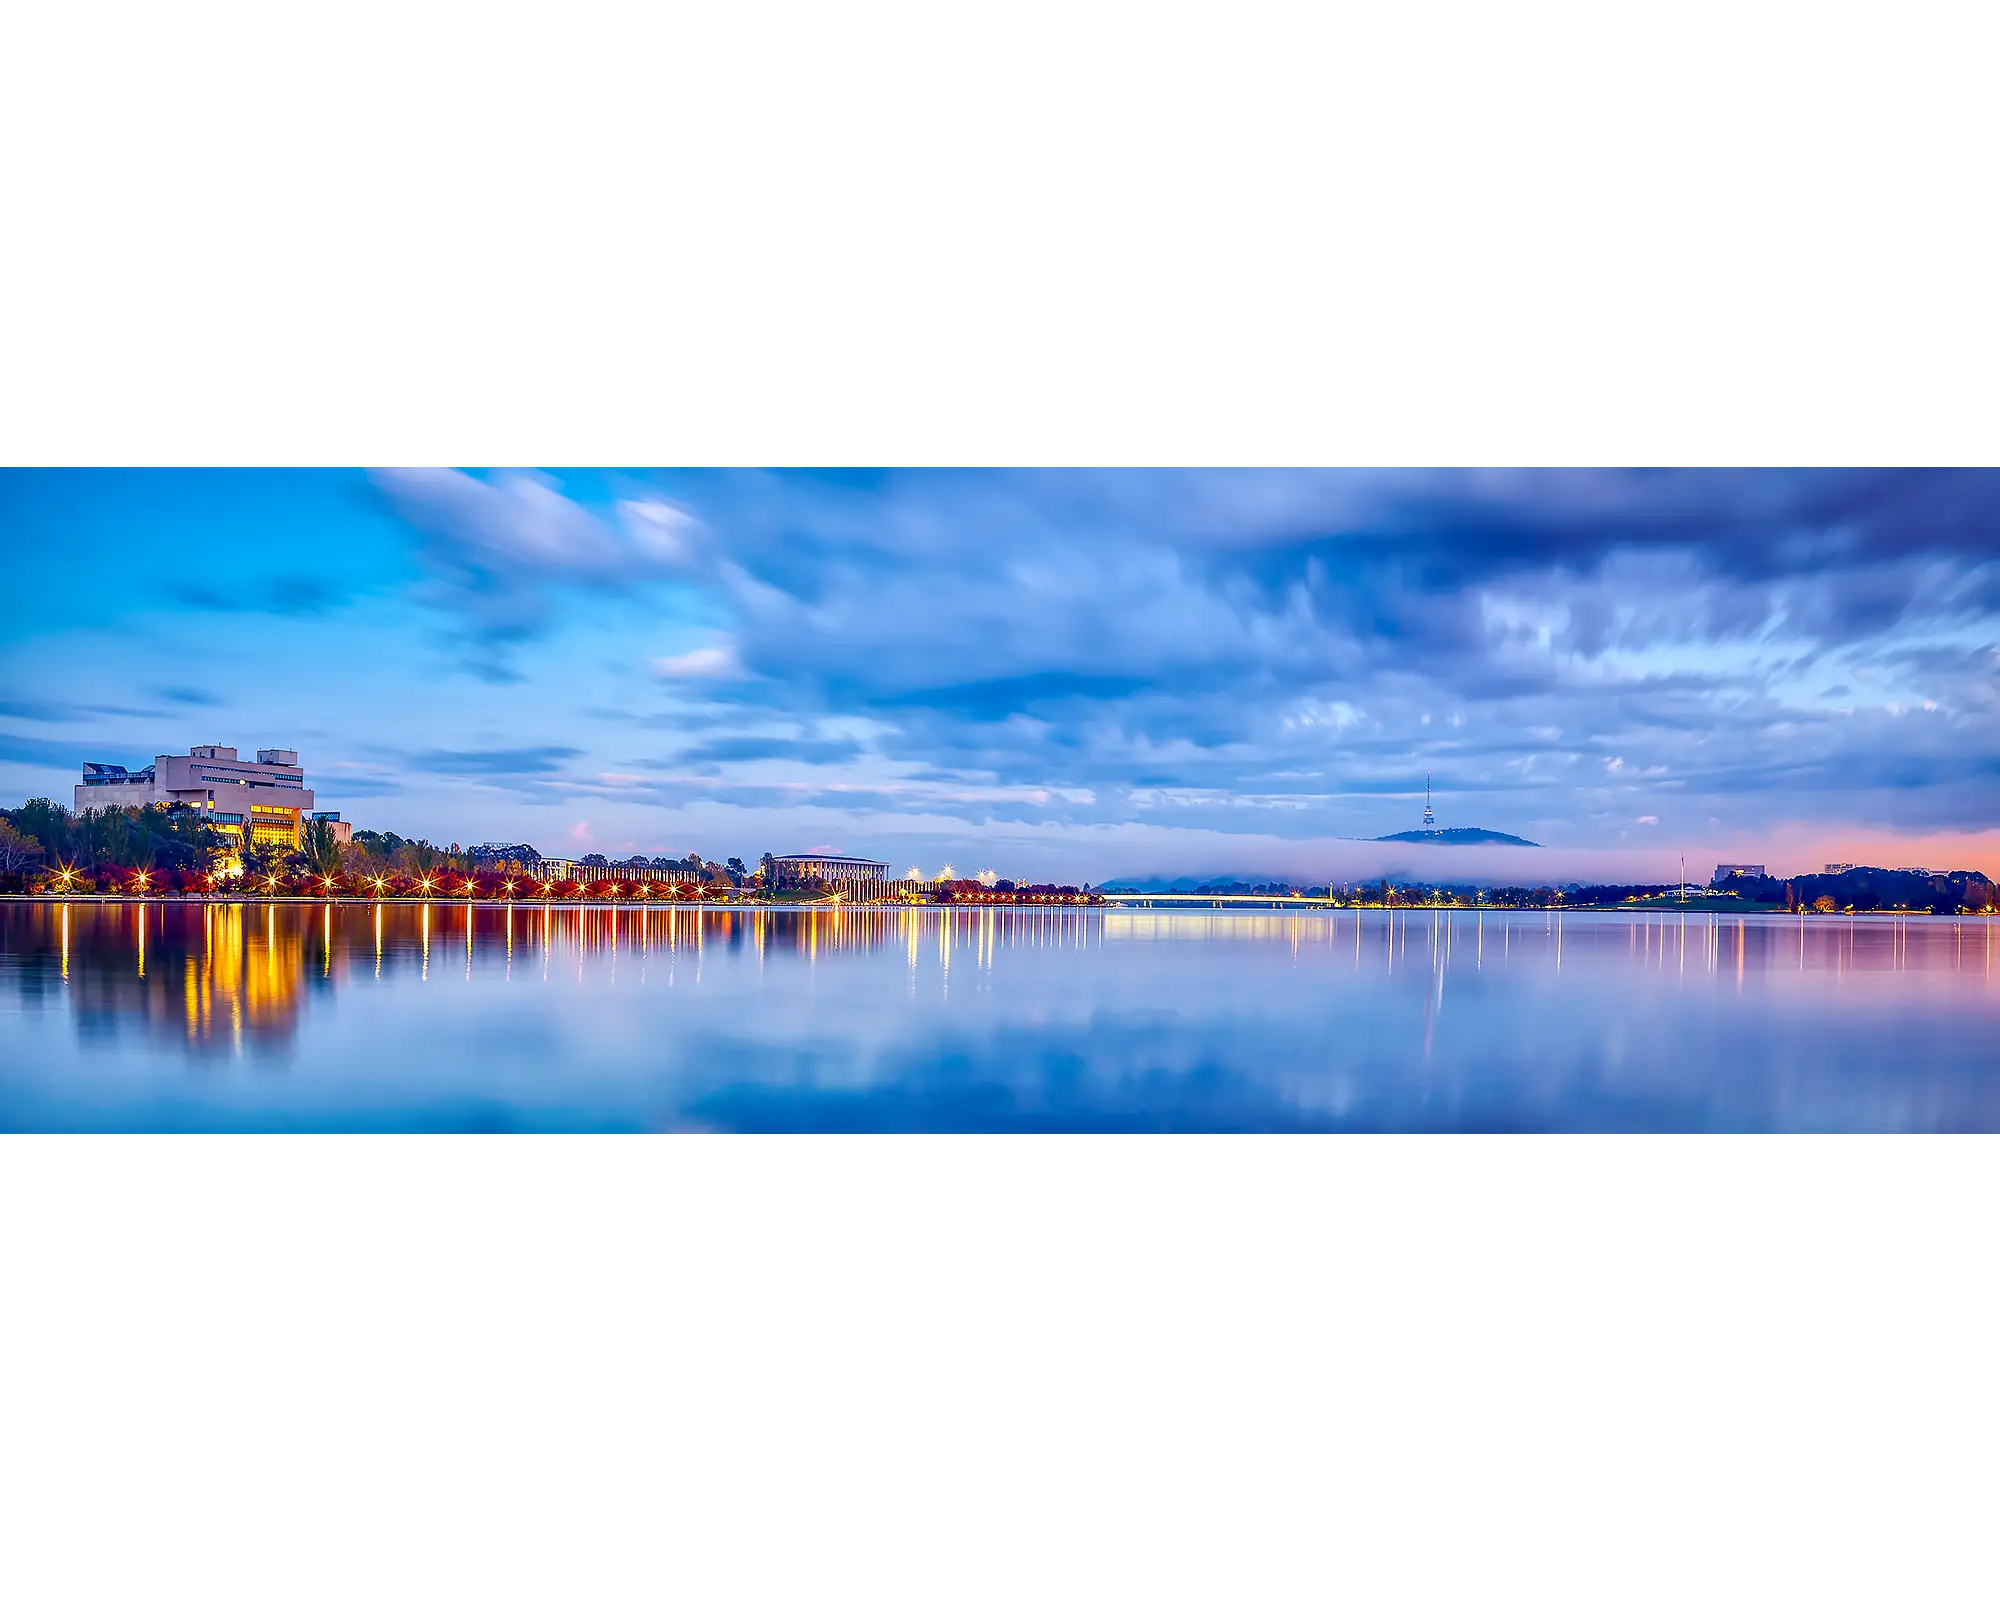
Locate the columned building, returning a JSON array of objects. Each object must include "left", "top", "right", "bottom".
[
  {"left": 532, "top": 857, "right": 710, "bottom": 885},
  {"left": 768, "top": 854, "right": 891, "bottom": 895}
]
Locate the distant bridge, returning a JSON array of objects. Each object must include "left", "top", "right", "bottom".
[{"left": 1099, "top": 892, "right": 1338, "bottom": 908}]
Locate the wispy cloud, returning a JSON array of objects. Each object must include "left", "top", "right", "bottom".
[
  {"left": 369, "top": 469, "right": 702, "bottom": 649},
  {"left": 652, "top": 644, "right": 741, "bottom": 680},
  {"left": 413, "top": 745, "right": 584, "bottom": 776}
]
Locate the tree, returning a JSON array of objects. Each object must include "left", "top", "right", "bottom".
[
  {"left": 8, "top": 798, "right": 73, "bottom": 856},
  {"left": 144, "top": 804, "right": 214, "bottom": 871},
  {"left": 0, "top": 818, "right": 44, "bottom": 874},
  {"left": 240, "top": 835, "right": 288, "bottom": 881},
  {"left": 295, "top": 816, "right": 344, "bottom": 877},
  {"left": 394, "top": 839, "right": 444, "bottom": 876}
]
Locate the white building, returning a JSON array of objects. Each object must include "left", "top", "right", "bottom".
[
  {"left": 769, "top": 854, "right": 890, "bottom": 894},
  {"left": 76, "top": 745, "right": 318, "bottom": 864},
  {"left": 533, "top": 857, "right": 710, "bottom": 885}
]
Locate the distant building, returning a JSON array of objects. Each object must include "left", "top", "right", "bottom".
[
  {"left": 769, "top": 854, "right": 890, "bottom": 894},
  {"left": 1823, "top": 863, "right": 1859, "bottom": 874},
  {"left": 1711, "top": 863, "right": 1768, "bottom": 887},
  {"left": 76, "top": 745, "right": 317, "bottom": 869},
  {"left": 310, "top": 812, "right": 353, "bottom": 846}
]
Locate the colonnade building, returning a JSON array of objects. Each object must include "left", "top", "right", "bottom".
[
  {"left": 531, "top": 857, "right": 711, "bottom": 885},
  {"left": 768, "top": 854, "right": 891, "bottom": 894}
]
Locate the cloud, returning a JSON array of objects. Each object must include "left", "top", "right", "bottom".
[
  {"left": 678, "top": 735, "right": 866, "bottom": 767},
  {"left": 363, "top": 469, "right": 2000, "bottom": 846},
  {"left": 162, "top": 577, "right": 341, "bottom": 615},
  {"left": 370, "top": 468, "right": 701, "bottom": 646},
  {"left": 0, "top": 698, "right": 156, "bottom": 723},
  {"left": 652, "top": 645, "right": 740, "bottom": 679},
  {"left": 315, "top": 775, "right": 408, "bottom": 797},
  {"left": 415, "top": 745, "right": 584, "bottom": 776}
]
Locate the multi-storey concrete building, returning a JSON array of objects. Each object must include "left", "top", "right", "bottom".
[{"left": 76, "top": 745, "right": 317, "bottom": 869}]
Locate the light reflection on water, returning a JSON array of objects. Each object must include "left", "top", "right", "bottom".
[{"left": 1, "top": 901, "right": 1996, "bottom": 1131}]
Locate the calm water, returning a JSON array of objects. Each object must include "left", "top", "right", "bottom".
[{"left": 2, "top": 900, "right": 1996, "bottom": 1131}]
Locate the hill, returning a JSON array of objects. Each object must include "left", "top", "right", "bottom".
[{"left": 1372, "top": 828, "right": 1542, "bottom": 847}]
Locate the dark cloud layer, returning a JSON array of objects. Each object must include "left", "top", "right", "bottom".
[
  {"left": 376, "top": 470, "right": 2000, "bottom": 841},
  {"left": 415, "top": 745, "right": 585, "bottom": 776}
]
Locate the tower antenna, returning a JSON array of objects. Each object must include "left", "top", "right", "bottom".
[{"left": 1421, "top": 771, "right": 1436, "bottom": 833}]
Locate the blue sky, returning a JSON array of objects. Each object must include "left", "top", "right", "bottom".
[{"left": 4, "top": 469, "right": 1996, "bottom": 882}]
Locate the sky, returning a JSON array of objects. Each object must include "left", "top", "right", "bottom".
[{"left": 3, "top": 468, "right": 1997, "bottom": 885}]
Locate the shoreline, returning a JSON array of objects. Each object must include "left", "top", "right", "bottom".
[{"left": 0, "top": 894, "right": 1982, "bottom": 918}]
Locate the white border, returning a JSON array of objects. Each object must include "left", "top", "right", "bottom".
[
  {"left": 3, "top": 1137, "right": 1996, "bottom": 1599},
  {"left": 2, "top": 5, "right": 1995, "bottom": 465}
]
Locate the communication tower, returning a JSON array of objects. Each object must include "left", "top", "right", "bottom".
[{"left": 1421, "top": 772, "right": 1436, "bottom": 832}]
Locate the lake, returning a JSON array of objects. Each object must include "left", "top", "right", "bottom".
[{"left": 2, "top": 899, "right": 1996, "bottom": 1131}]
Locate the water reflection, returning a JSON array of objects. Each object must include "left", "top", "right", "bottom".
[{"left": 1, "top": 903, "right": 1996, "bottom": 1130}]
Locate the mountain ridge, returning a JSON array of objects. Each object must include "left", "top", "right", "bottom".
[{"left": 1372, "top": 827, "right": 1542, "bottom": 847}]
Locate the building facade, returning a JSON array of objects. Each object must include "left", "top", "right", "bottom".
[
  {"left": 531, "top": 857, "right": 710, "bottom": 885},
  {"left": 1711, "top": 863, "right": 1768, "bottom": 887},
  {"left": 768, "top": 854, "right": 890, "bottom": 894},
  {"left": 76, "top": 745, "right": 317, "bottom": 871}
]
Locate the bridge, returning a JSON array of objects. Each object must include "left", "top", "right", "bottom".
[{"left": 1099, "top": 892, "right": 1338, "bottom": 908}]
